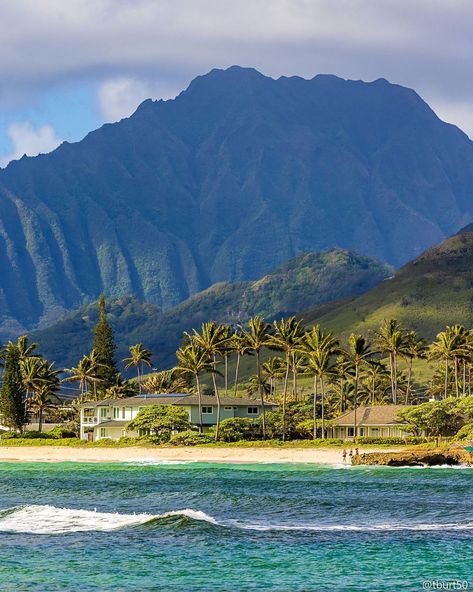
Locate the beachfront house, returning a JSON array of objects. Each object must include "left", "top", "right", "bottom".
[
  {"left": 80, "top": 394, "right": 276, "bottom": 441},
  {"left": 331, "top": 405, "right": 412, "bottom": 439}
]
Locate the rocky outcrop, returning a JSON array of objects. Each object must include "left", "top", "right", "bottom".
[{"left": 352, "top": 449, "right": 472, "bottom": 466}]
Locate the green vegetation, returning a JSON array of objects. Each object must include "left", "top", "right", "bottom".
[
  {"left": 0, "top": 341, "right": 27, "bottom": 431},
  {"left": 127, "top": 405, "right": 192, "bottom": 443},
  {"left": 30, "top": 249, "right": 392, "bottom": 371},
  {"left": 309, "top": 227, "right": 473, "bottom": 341}
]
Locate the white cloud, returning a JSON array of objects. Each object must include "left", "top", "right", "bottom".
[
  {"left": 0, "top": 121, "right": 62, "bottom": 167},
  {"left": 0, "top": 0, "right": 473, "bottom": 133},
  {"left": 98, "top": 77, "right": 179, "bottom": 122}
]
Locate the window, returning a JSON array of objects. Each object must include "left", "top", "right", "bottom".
[
  {"left": 224, "top": 406, "right": 233, "bottom": 411},
  {"left": 122, "top": 407, "right": 126, "bottom": 419},
  {"left": 347, "top": 427, "right": 354, "bottom": 437},
  {"left": 113, "top": 408, "right": 120, "bottom": 419},
  {"left": 100, "top": 407, "right": 108, "bottom": 418},
  {"left": 247, "top": 407, "right": 258, "bottom": 415},
  {"left": 359, "top": 428, "right": 365, "bottom": 436},
  {"left": 100, "top": 428, "right": 106, "bottom": 437},
  {"left": 202, "top": 406, "right": 213, "bottom": 414}
]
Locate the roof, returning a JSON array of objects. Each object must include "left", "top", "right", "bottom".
[
  {"left": 82, "top": 395, "right": 277, "bottom": 408},
  {"left": 331, "top": 405, "right": 409, "bottom": 426}
]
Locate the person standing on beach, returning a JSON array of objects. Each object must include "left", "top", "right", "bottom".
[
  {"left": 349, "top": 449, "right": 353, "bottom": 462},
  {"left": 355, "top": 448, "right": 359, "bottom": 456},
  {"left": 342, "top": 449, "right": 347, "bottom": 463}
]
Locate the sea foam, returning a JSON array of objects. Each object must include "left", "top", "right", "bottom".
[{"left": 1, "top": 504, "right": 472, "bottom": 535}]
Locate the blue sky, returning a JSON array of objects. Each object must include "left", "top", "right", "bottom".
[{"left": 1, "top": 0, "right": 473, "bottom": 166}]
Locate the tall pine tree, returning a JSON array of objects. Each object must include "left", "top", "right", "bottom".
[
  {"left": 92, "top": 294, "right": 119, "bottom": 390},
  {"left": 0, "top": 342, "right": 27, "bottom": 431}
]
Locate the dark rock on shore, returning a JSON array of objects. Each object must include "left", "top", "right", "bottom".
[{"left": 352, "top": 449, "right": 472, "bottom": 466}]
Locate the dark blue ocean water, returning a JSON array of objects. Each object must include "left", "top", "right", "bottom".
[{"left": 0, "top": 461, "right": 472, "bottom": 591}]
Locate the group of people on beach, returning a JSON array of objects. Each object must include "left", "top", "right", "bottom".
[{"left": 342, "top": 448, "right": 359, "bottom": 463}]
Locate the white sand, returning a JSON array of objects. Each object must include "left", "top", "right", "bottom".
[{"left": 0, "top": 446, "right": 401, "bottom": 464}]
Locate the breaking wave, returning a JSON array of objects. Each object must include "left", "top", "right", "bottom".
[{"left": 1, "top": 505, "right": 471, "bottom": 535}]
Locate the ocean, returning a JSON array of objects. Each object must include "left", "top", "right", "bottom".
[{"left": 0, "top": 461, "right": 471, "bottom": 591}]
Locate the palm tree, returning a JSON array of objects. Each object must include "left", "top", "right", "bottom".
[
  {"left": 374, "top": 319, "right": 408, "bottom": 404},
  {"left": 143, "top": 370, "right": 190, "bottom": 394},
  {"left": 261, "top": 356, "right": 285, "bottom": 400},
  {"left": 361, "top": 359, "right": 390, "bottom": 404},
  {"left": 15, "top": 335, "right": 39, "bottom": 362},
  {"left": 189, "top": 322, "right": 229, "bottom": 440},
  {"left": 429, "top": 325, "right": 469, "bottom": 398},
  {"left": 304, "top": 325, "right": 339, "bottom": 439},
  {"left": 334, "top": 356, "right": 353, "bottom": 413},
  {"left": 65, "top": 351, "right": 103, "bottom": 400},
  {"left": 123, "top": 343, "right": 153, "bottom": 394},
  {"left": 270, "top": 316, "right": 304, "bottom": 440},
  {"left": 402, "top": 331, "right": 427, "bottom": 403},
  {"left": 29, "top": 362, "right": 60, "bottom": 432},
  {"left": 20, "top": 356, "right": 46, "bottom": 410},
  {"left": 344, "top": 334, "right": 373, "bottom": 441},
  {"left": 230, "top": 332, "right": 251, "bottom": 396},
  {"left": 243, "top": 316, "right": 272, "bottom": 439},
  {"left": 175, "top": 342, "right": 214, "bottom": 433}
]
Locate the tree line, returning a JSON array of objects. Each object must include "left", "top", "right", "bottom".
[{"left": 1, "top": 295, "right": 473, "bottom": 441}]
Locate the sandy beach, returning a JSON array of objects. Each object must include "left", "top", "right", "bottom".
[{"left": 0, "top": 446, "right": 402, "bottom": 464}]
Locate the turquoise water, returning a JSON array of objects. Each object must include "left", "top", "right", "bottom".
[{"left": 0, "top": 461, "right": 472, "bottom": 591}]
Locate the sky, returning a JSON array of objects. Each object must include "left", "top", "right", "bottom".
[{"left": 1, "top": 0, "right": 472, "bottom": 166}]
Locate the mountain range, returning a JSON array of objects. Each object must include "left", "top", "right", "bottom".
[
  {"left": 2, "top": 66, "right": 473, "bottom": 338},
  {"left": 29, "top": 249, "right": 391, "bottom": 370}
]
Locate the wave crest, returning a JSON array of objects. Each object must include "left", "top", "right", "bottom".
[{"left": 1, "top": 505, "right": 472, "bottom": 535}]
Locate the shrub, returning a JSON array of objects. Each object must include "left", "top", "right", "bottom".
[
  {"left": 47, "top": 427, "right": 76, "bottom": 439},
  {"left": 215, "top": 418, "right": 260, "bottom": 442},
  {"left": 168, "top": 430, "right": 213, "bottom": 446},
  {"left": 17, "top": 431, "right": 51, "bottom": 439},
  {"left": 93, "top": 438, "right": 116, "bottom": 446},
  {"left": 117, "top": 436, "right": 153, "bottom": 446},
  {"left": 454, "top": 422, "right": 473, "bottom": 441},
  {"left": 0, "top": 431, "right": 18, "bottom": 439},
  {"left": 355, "top": 437, "right": 406, "bottom": 445}
]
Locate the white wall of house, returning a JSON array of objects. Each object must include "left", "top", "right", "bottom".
[{"left": 81, "top": 402, "right": 267, "bottom": 441}]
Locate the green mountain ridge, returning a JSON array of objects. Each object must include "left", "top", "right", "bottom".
[
  {"left": 2, "top": 66, "right": 473, "bottom": 337},
  {"left": 29, "top": 249, "right": 392, "bottom": 370},
  {"left": 307, "top": 226, "right": 473, "bottom": 338}
]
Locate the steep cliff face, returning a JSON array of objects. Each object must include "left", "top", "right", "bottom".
[
  {"left": 2, "top": 66, "right": 473, "bottom": 335},
  {"left": 29, "top": 249, "right": 392, "bottom": 370}
]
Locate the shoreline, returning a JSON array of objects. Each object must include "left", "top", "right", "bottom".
[{"left": 0, "top": 446, "right": 403, "bottom": 465}]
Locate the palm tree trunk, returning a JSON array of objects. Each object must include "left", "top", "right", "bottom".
[
  {"left": 340, "top": 378, "right": 345, "bottom": 413},
  {"left": 393, "top": 352, "right": 398, "bottom": 405},
  {"left": 444, "top": 358, "right": 448, "bottom": 399},
  {"left": 257, "top": 350, "right": 266, "bottom": 439},
  {"left": 454, "top": 357, "right": 459, "bottom": 397},
  {"left": 196, "top": 374, "right": 203, "bottom": 433},
  {"left": 292, "top": 351, "right": 297, "bottom": 401},
  {"left": 282, "top": 353, "right": 290, "bottom": 441},
  {"left": 212, "top": 354, "right": 221, "bottom": 441},
  {"left": 224, "top": 354, "right": 228, "bottom": 397},
  {"left": 372, "top": 377, "right": 376, "bottom": 405},
  {"left": 234, "top": 352, "right": 241, "bottom": 397},
  {"left": 312, "top": 375, "right": 318, "bottom": 440},
  {"left": 353, "top": 365, "right": 359, "bottom": 442},
  {"left": 406, "top": 357, "right": 413, "bottom": 404},
  {"left": 138, "top": 363, "right": 142, "bottom": 394},
  {"left": 321, "top": 376, "right": 325, "bottom": 439},
  {"left": 38, "top": 408, "right": 43, "bottom": 433},
  {"left": 389, "top": 351, "right": 395, "bottom": 404},
  {"left": 462, "top": 360, "right": 466, "bottom": 397}
]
